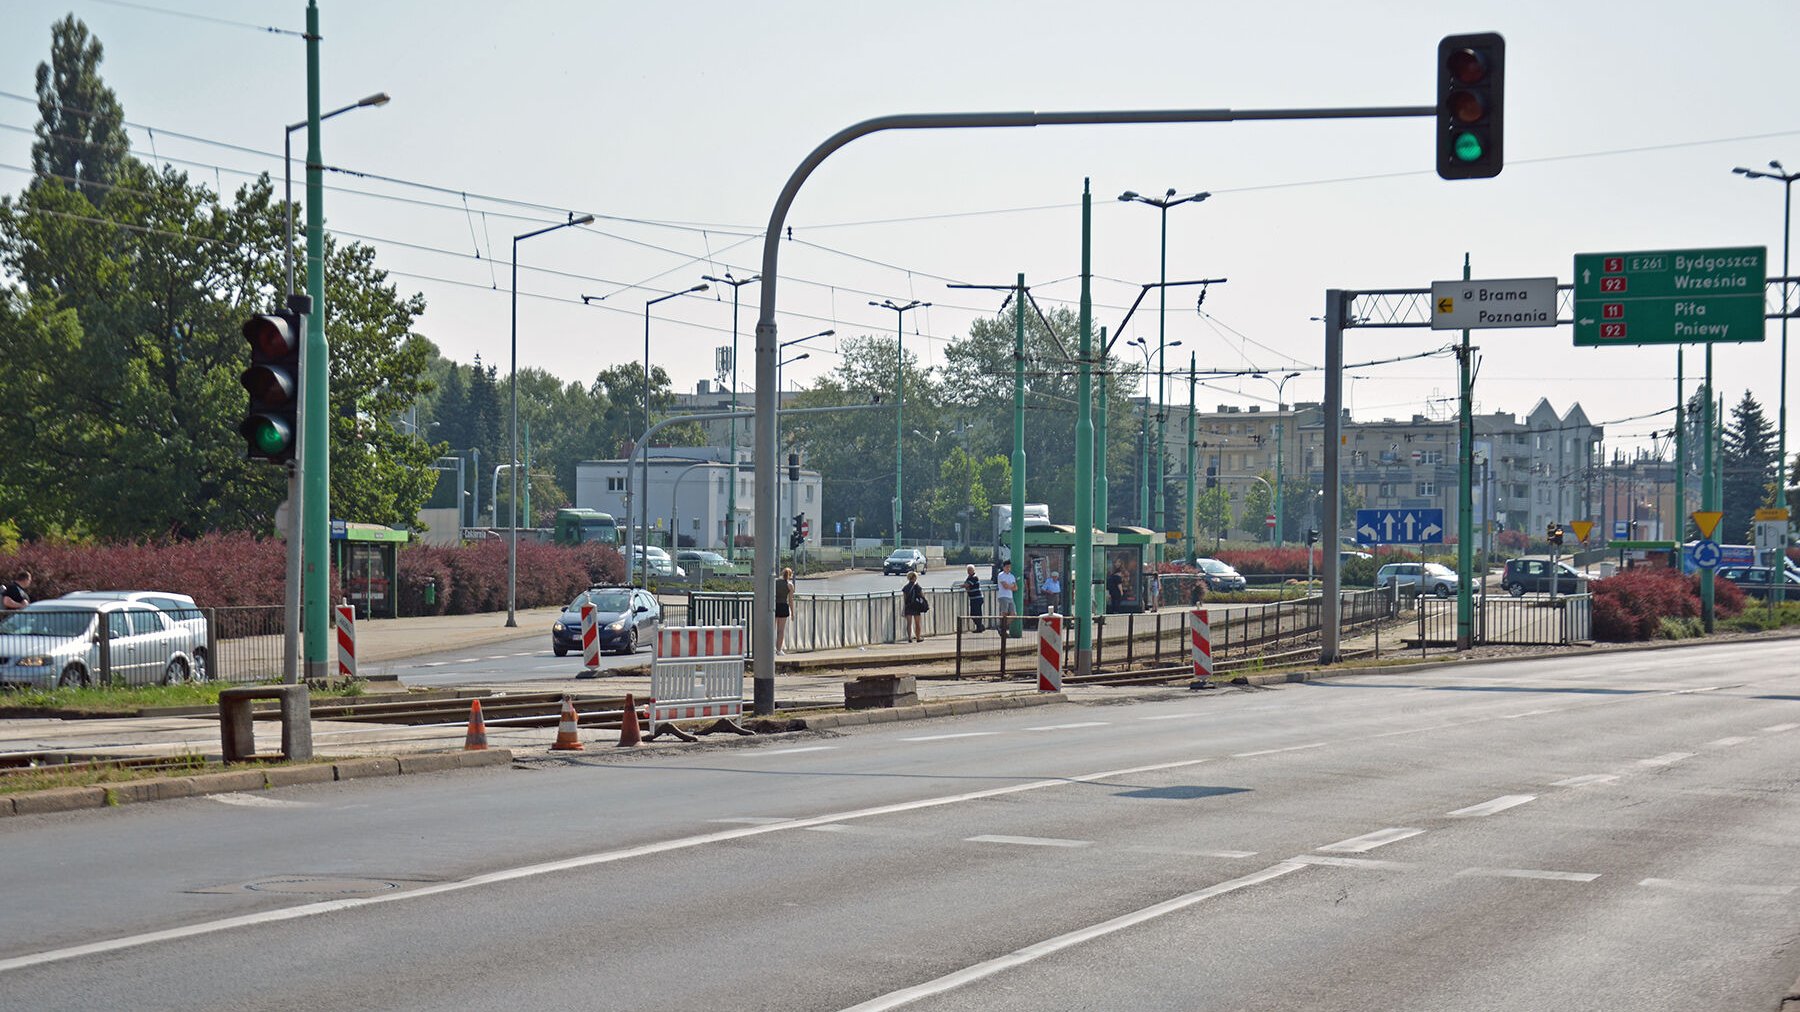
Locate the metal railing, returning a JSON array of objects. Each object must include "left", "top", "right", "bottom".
[
  {"left": 688, "top": 586, "right": 978, "bottom": 654},
  {"left": 1414, "top": 593, "right": 1593, "bottom": 648}
]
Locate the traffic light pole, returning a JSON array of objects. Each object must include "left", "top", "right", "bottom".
[
  {"left": 1457, "top": 253, "right": 1475, "bottom": 650},
  {"left": 1073, "top": 181, "right": 1095, "bottom": 675},
  {"left": 300, "top": 0, "right": 330, "bottom": 682},
  {"left": 282, "top": 294, "right": 309, "bottom": 684},
  {"left": 1701, "top": 344, "right": 1716, "bottom": 632}
]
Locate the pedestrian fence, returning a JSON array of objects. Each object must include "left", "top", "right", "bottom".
[
  {"left": 1414, "top": 593, "right": 1592, "bottom": 649},
  {"left": 687, "top": 585, "right": 981, "bottom": 655}
]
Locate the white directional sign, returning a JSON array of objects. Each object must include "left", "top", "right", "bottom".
[
  {"left": 1430, "top": 277, "right": 1558, "bottom": 330},
  {"left": 1355, "top": 508, "right": 1446, "bottom": 545}
]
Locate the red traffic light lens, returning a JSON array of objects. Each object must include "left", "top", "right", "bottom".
[
  {"left": 1448, "top": 89, "right": 1485, "bottom": 124},
  {"left": 242, "top": 315, "right": 296, "bottom": 358},
  {"left": 241, "top": 365, "right": 295, "bottom": 405},
  {"left": 1447, "top": 48, "right": 1486, "bottom": 85}
]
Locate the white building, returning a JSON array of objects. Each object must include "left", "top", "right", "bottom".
[{"left": 576, "top": 447, "right": 823, "bottom": 551}]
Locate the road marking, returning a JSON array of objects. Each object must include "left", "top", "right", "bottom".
[
  {"left": 1294, "top": 855, "right": 1416, "bottom": 871},
  {"left": 454, "top": 658, "right": 480, "bottom": 664},
  {"left": 1671, "top": 685, "right": 1722, "bottom": 694},
  {"left": 1551, "top": 774, "right": 1619, "bottom": 787},
  {"left": 0, "top": 749, "right": 1223, "bottom": 975},
  {"left": 1500, "top": 708, "right": 1559, "bottom": 719},
  {"left": 1023, "top": 722, "right": 1110, "bottom": 731},
  {"left": 1318, "top": 828, "right": 1425, "bottom": 853},
  {"left": 966, "top": 835, "right": 1091, "bottom": 849},
  {"left": 1232, "top": 742, "right": 1327, "bottom": 758},
  {"left": 756, "top": 746, "right": 837, "bottom": 756},
  {"left": 1124, "top": 846, "right": 1259, "bottom": 860},
  {"left": 836, "top": 862, "right": 1308, "bottom": 1012},
  {"left": 1448, "top": 795, "right": 1536, "bottom": 818},
  {"left": 417, "top": 662, "right": 449, "bottom": 668},
  {"left": 483, "top": 655, "right": 510, "bottom": 661},
  {"left": 1703, "top": 736, "right": 1751, "bottom": 748},
  {"left": 1138, "top": 712, "right": 1206, "bottom": 721},
  {"left": 899, "top": 732, "right": 1002, "bottom": 742},
  {"left": 208, "top": 793, "right": 311, "bottom": 809},
  {"left": 1639, "top": 751, "right": 1696, "bottom": 767},
  {"left": 1639, "top": 878, "right": 1795, "bottom": 897},
  {"left": 709, "top": 817, "right": 791, "bottom": 825},
  {"left": 1459, "top": 867, "right": 1599, "bottom": 883},
  {"left": 1761, "top": 723, "right": 1800, "bottom": 733}
]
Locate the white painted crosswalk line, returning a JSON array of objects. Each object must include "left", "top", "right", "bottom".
[
  {"left": 1295, "top": 855, "right": 1416, "bottom": 871},
  {"left": 966, "top": 835, "right": 1091, "bottom": 848},
  {"left": 1639, "top": 878, "right": 1794, "bottom": 897},
  {"left": 1448, "top": 795, "right": 1535, "bottom": 818},
  {"left": 1318, "top": 828, "right": 1424, "bottom": 853},
  {"left": 1639, "top": 751, "right": 1696, "bottom": 767},
  {"left": 1459, "top": 867, "right": 1599, "bottom": 883},
  {"left": 1551, "top": 774, "right": 1619, "bottom": 787}
]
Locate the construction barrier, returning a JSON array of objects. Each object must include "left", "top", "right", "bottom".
[
  {"left": 1037, "top": 611, "right": 1063, "bottom": 692},
  {"left": 1189, "top": 607, "right": 1213, "bottom": 684},
  {"left": 335, "top": 603, "right": 356, "bottom": 680},
  {"left": 648, "top": 626, "right": 751, "bottom": 740},
  {"left": 581, "top": 601, "right": 600, "bottom": 670}
]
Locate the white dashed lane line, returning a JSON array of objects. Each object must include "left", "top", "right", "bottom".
[
  {"left": 1639, "top": 878, "right": 1795, "bottom": 897},
  {"left": 209, "top": 794, "right": 312, "bottom": 809},
  {"left": 1318, "top": 828, "right": 1425, "bottom": 853},
  {"left": 1232, "top": 743, "right": 1327, "bottom": 758},
  {"left": 1448, "top": 795, "right": 1536, "bottom": 818},
  {"left": 417, "top": 661, "right": 449, "bottom": 668},
  {"left": 1295, "top": 855, "right": 1416, "bottom": 872},
  {"left": 1125, "top": 846, "right": 1259, "bottom": 860},
  {"left": 1458, "top": 867, "right": 1599, "bottom": 883},
  {"left": 966, "top": 835, "right": 1092, "bottom": 848},
  {"left": 1639, "top": 751, "right": 1696, "bottom": 767},
  {"left": 1551, "top": 774, "right": 1619, "bottom": 787},
  {"left": 1023, "top": 722, "right": 1111, "bottom": 732},
  {"left": 1761, "top": 723, "right": 1799, "bottom": 733},
  {"left": 1703, "top": 736, "right": 1752, "bottom": 748},
  {"left": 757, "top": 746, "right": 837, "bottom": 756},
  {"left": 710, "top": 817, "right": 791, "bottom": 825},
  {"left": 899, "top": 732, "right": 1003, "bottom": 742}
]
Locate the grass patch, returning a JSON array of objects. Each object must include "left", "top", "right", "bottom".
[
  {"left": 1656, "top": 616, "right": 1707, "bottom": 640},
  {"left": 1720, "top": 601, "right": 1800, "bottom": 633},
  {"left": 0, "top": 754, "right": 332, "bottom": 797},
  {"left": 0, "top": 680, "right": 374, "bottom": 717}
]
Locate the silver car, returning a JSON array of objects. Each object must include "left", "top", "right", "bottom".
[
  {"left": 0, "top": 600, "right": 206, "bottom": 688},
  {"left": 58, "top": 590, "right": 209, "bottom": 677}
]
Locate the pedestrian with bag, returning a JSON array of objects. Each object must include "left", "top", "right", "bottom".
[
  {"left": 775, "top": 567, "right": 794, "bottom": 654},
  {"left": 902, "top": 571, "right": 929, "bottom": 643},
  {"left": 963, "top": 564, "right": 985, "bottom": 632}
]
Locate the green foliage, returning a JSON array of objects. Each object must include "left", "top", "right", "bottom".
[
  {"left": 1722, "top": 389, "right": 1776, "bottom": 543},
  {"left": 31, "top": 16, "right": 128, "bottom": 205},
  {"left": 1239, "top": 474, "right": 1274, "bottom": 538},
  {"left": 1194, "top": 485, "right": 1232, "bottom": 548},
  {"left": 1655, "top": 616, "right": 1705, "bottom": 640}
]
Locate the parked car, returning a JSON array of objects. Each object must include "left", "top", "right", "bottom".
[
  {"left": 630, "top": 545, "right": 686, "bottom": 579},
  {"left": 676, "top": 549, "right": 744, "bottom": 576},
  {"left": 551, "top": 586, "right": 661, "bottom": 656},
  {"left": 1190, "top": 558, "right": 1247, "bottom": 592},
  {"left": 883, "top": 548, "right": 927, "bottom": 575},
  {"left": 1500, "top": 556, "right": 1584, "bottom": 597},
  {"left": 1339, "top": 550, "right": 1374, "bottom": 563},
  {"left": 1376, "top": 562, "right": 1460, "bottom": 598},
  {"left": 0, "top": 599, "right": 206, "bottom": 688},
  {"left": 58, "top": 590, "right": 209, "bottom": 676},
  {"left": 1717, "top": 565, "right": 1800, "bottom": 599}
]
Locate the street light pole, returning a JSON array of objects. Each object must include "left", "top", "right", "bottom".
[
  {"left": 870, "top": 298, "right": 929, "bottom": 547},
  {"left": 279, "top": 89, "right": 387, "bottom": 685},
  {"left": 1733, "top": 161, "right": 1796, "bottom": 601},
  {"left": 1252, "top": 371, "right": 1301, "bottom": 545},
  {"left": 702, "top": 272, "right": 759, "bottom": 560},
  {"left": 508, "top": 212, "right": 594, "bottom": 625},
  {"left": 630, "top": 284, "right": 710, "bottom": 583},
  {"left": 1119, "top": 189, "right": 1209, "bottom": 558}
]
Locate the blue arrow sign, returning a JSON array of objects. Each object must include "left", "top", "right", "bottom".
[
  {"left": 1355, "top": 508, "right": 1447, "bottom": 545},
  {"left": 1690, "top": 538, "right": 1722, "bottom": 569}
]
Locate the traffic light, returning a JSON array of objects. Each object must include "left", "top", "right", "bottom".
[
  {"left": 790, "top": 514, "right": 805, "bottom": 550},
  {"left": 1436, "top": 32, "right": 1505, "bottom": 180},
  {"left": 788, "top": 452, "right": 800, "bottom": 482},
  {"left": 1547, "top": 523, "right": 1564, "bottom": 547},
  {"left": 1306, "top": 528, "right": 1320, "bottom": 546},
  {"left": 239, "top": 307, "right": 303, "bottom": 464}
]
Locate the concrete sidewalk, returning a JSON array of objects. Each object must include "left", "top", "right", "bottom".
[{"left": 355, "top": 607, "right": 564, "bottom": 664}]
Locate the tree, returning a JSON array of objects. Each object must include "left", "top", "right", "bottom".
[
  {"left": 1722, "top": 389, "right": 1777, "bottom": 542},
  {"left": 1239, "top": 475, "right": 1275, "bottom": 540},
  {"left": 31, "top": 16, "right": 128, "bottom": 206},
  {"left": 1194, "top": 484, "right": 1232, "bottom": 552}
]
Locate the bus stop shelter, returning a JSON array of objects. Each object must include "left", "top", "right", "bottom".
[
  {"left": 1103, "top": 525, "right": 1166, "bottom": 613},
  {"left": 331, "top": 521, "right": 409, "bottom": 619},
  {"left": 1020, "top": 524, "right": 1118, "bottom": 617}
]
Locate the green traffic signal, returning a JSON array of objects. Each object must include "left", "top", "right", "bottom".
[
  {"left": 242, "top": 414, "right": 293, "bottom": 456},
  {"left": 1453, "top": 131, "right": 1485, "bottom": 162},
  {"left": 1436, "top": 32, "right": 1505, "bottom": 180},
  {"left": 239, "top": 309, "right": 302, "bottom": 464}
]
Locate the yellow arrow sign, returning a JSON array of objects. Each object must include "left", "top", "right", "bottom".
[
  {"left": 1436, "top": 296, "right": 1455, "bottom": 314},
  {"left": 1754, "top": 507, "right": 1790, "bottom": 522},
  {"left": 1691, "top": 510, "right": 1724, "bottom": 539},
  {"left": 1570, "top": 520, "right": 1594, "bottom": 543}
]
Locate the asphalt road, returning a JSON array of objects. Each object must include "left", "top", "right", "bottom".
[{"left": 5, "top": 638, "right": 1799, "bottom": 1010}]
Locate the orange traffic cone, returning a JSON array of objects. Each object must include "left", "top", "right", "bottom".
[
  {"left": 549, "top": 694, "right": 585, "bottom": 751},
  {"left": 463, "top": 699, "right": 488, "bottom": 751},
  {"left": 617, "top": 692, "right": 642, "bottom": 748}
]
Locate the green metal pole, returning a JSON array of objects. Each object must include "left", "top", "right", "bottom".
[
  {"left": 300, "top": 0, "right": 330, "bottom": 681},
  {"left": 1273, "top": 417, "right": 1284, "bottom": 545},
  {"left": 1457, "top": 253, "right": 1474, "bottom": 650},
  {"left": 1074, "top": 181, "right": 1095, "bottom": 673},
  {"left": 1154, "top": 202, "right": 1168, "bottom": 559},
  {"left": 1010, "top": 273, "right": 1026, "bottom": 639},
  {"left": 522, "top": 421, "right": 531, "bottom": 529},
  {"left": 1675, "top": 349, "right": 1685, "bottom": 542},
  {"left": 727, "top": 285, "right": 739, "bottom": 560},
  {"left": 1701, "top": 345, "right": 1715, "bottom": 631},
  {"left": 1096, "top": 328, "right": 1109, "bottom": 528},
  {"left": 1185, "top": 351, "right": 1196, "bottom": 562},
  {"left": 895, "top": 312, "right": 904, "bottom": 549}
]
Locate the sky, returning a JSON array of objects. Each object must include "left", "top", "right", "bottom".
[{"left": 2, "top": 0, "right": 1798, "bottom": 461}]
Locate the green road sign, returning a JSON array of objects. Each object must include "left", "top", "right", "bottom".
[{"left": 1572, "top": 246, "right": 1766, "bottom": 347}]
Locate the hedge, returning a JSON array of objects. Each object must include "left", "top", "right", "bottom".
[{"left": 1590, "top": 566, "right": 1744, "bottom": 642}]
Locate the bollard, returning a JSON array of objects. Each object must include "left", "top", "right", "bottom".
[
  {"left": 1036, "top": 611, "right": 1063, "bottom": 692},
  {"left": 1189, "top": 607, "right": 1213, "bottom": 685},
  {"left": 335, "top": 602, "right": 356, "bottom": 681},
  {"left": 581, "top": 601, "right": 599, "bottom": 670}
]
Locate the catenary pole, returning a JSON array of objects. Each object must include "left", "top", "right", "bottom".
[
  {"left": 1457, "top": 252, "right": 1475, "bottom": 650},
  {"left": 1011, "top": 275, "right": 1028, "bottom": 639},
  {"left": 1073, "top": 181, "right": 1096, "bottom": 674},
  {"left": 299, "top": 0, "right": 329, "bottom": 680}
]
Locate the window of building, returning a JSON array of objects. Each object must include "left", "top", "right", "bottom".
[
  {"left": 1420, "top": 450, "right": 1445, "bottom": 465},
  {"left": 1417, "top": 482, "right": 1437, "bottom": 497},
  {"left": 1378, "top": 483, "right": 1396, "bottom": 497},
  {"left": 607, "top": 476, "right": 626, "bottom": 493},
  {"left": 805, "top": 485, "right": 813, "bottom": 503}
]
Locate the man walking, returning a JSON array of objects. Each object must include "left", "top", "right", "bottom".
[{"left": 963, "top": 564, "right": 985, "bottom": 633}]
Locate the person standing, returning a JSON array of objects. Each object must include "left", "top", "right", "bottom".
[
  {"left": 901, "top": 571, "right": 928, "bottom": 643},
  {"left": 774, "top": 567, "right": 794, "bottom": 655},
  {"left": 995, "top": 560, "right": 1018, "bottom": 636},
  {"left": 962, "top": 564, "right": 985, "bottom": 632},
  {"left": 1, "top": 570, "right": 31, "bottom": 611},
  {"left": 1105, "top": 562, "right": 1124, "bottom": 613},
  {"left": 1042, "top": 568, "right": 1062, "bottom": 614}
]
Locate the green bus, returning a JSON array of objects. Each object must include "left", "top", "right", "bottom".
[{"left": 553, "top": 508, "right": 620, "bottom": 546}]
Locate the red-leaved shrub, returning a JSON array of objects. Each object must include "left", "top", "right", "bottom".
[{"left": 1588, "top": 566, "right": 1740, "bottom": 641}]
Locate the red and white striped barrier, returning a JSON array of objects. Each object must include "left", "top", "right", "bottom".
[
  {"left": 580, "top": 601, "right": 599, "bottom": 669},
  {"left": 1036, "top": 611, "right": 1063, "bottom": 692},
  {"left": 1189, "top": 606, "right": 1213, "bottom": 682},
  {"left": 335, "top": 603, "right": 356, "bottom": 680},
  {"left": 648, "top": 626, "right": 749, "bottom": 738}
]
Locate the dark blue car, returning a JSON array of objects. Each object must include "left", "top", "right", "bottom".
[{"left": 552, "top": 586, "right": 660, "bottom": 657}]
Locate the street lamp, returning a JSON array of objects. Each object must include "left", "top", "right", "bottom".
[
  {"left": 869, "top": 299, "right": 929, "bottom": 546},
  {"left": 702, "top": 272, "right": 760, "bottom": 559},
  {"left": 623, "top": 284, "right": 710, "bottom": 582},
  {"left": 1251, "top": 371, "right": 1302, "bottom": 546},
  {"left": 278, "top": 90, "right": 387, "bottom": 684},
  {"left": 1126, "top": 336, "right": 1180, "bottom": 529},
  {"left": 1733, "top": 159, "right": 1796, "bottom": 601},
  {"left": 507, "top": 211, "right": 594, "bottom": 626},
  {"left": 772, "top": 330, "right": 831, "bottom": 551},
  {"left": 1119, "top": 188, "right": 1209, "bottom": 548}
]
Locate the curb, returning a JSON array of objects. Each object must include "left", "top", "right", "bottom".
[
  {"left": 796, "top": 690, "right": 1068, "bottom": 729},
  {"left": 0, "top": 748, "right": 514, "bottom": 818}
]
